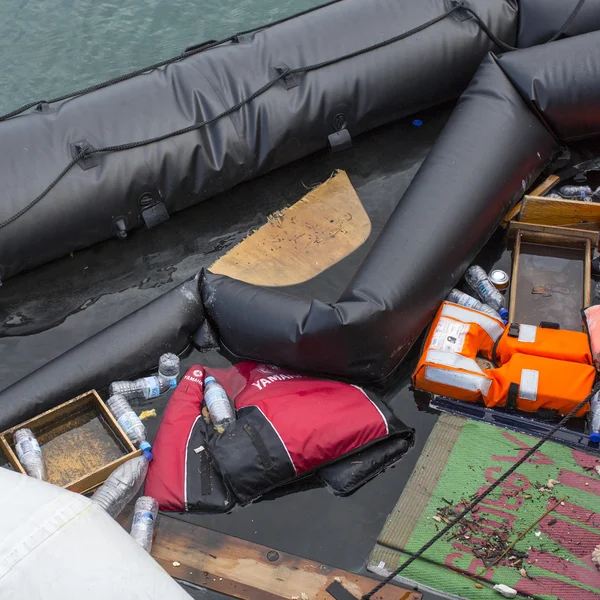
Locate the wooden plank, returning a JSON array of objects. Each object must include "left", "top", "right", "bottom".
[
  {"left": 507, "top": 221, "right": 599, "bottom": 243},
  {"left": 508, "top": 230, "right": 521, "bottom": 323},
  {"left": 530, "top": 174, "right": 561, "bottom": 197},
  {"left": 210, "top": 170, "right": 371, "bottom": 287},
  {"left": 118, "top": 508, "right": 421, "bottom": 600},
  {"left": 585, "top": 239, "right": 591, "bottom": 306},
  {"left": 500, "top": 174, "right": 560, "bottom": 228},
  {"left": 519, "top": 195, "right": 600, "bottom": 228}
]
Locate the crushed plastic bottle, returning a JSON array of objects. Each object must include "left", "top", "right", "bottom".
[
  {"left": 91, "top": 455, "right": 150, "bottom": 518},
  {"left": 589, "top": 390, "right": 600, "bottom": 443},
  {"left": 558, "top": 184, "right": 593, "bottom": 200},
  {"left": 107, "top": 394, "right": 152, "bottom": 456},
  {"left": 109, "top": 353, "right": 180, "bottom": 404},
  {"left": 204, "top": 376, "right": 235, "bottom": 430},
  {"left": 13, "top": 428, "right": 46, "bottom": 480},
  {"left": 465, "top": 266, "right": 509, "bottom": 322},
  {"left": 447, "top": 289, "right": 503, "bottom": 320},
  {"left": 130, "top": 496, "right": 159, "bottom": 552}
]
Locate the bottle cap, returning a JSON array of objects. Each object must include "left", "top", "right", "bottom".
[
  {"left": 205, "top": 376, "right": 215, "bottom": 385},
  {"left": 590, "top": 431, "right": 600, "bottom": 443},
  {"left": 159, "top": 353, "right": 180, "bottom": 377},
  {"left": 140, "top": 441, "right": 153, "bottom": 461},
  {"left": 499, "top": 308, "right": 509, "bottom": 321}
]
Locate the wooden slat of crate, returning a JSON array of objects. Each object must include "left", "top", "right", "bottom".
[
  {"left": 118, "top": 507, "right": 421, "bottom": 600},
  {"left": 519, "top": 195, "right": 600, "bottom": 232}
]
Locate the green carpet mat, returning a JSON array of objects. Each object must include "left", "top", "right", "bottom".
[{"left": 369, "top": 414, "right": 600, "bottom": 599}]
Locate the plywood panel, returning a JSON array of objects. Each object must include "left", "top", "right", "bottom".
[{"left": 210, "top": 170, "right": 371, "bottom": 287}]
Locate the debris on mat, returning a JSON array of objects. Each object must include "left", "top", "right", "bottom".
[{"left": 369, "top": 414, "right": 600, "bottom": 599}]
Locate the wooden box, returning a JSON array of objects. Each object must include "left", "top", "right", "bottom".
[
  {"left": 508, "top": 222, "right": 597, "bottom": 331},
  {"left": 0, "top": 390, "right": 141, "bottom": 494}
]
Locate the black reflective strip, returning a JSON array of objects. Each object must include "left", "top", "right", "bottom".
[
  {"left": 199, "top": 450, "right": 213, "bottom": 496},
  {"left": 244, "top": 423, "right": 274, "bottom": 471},
  {"left": 506, "top": 382, "right": 519, "bottom": 412}
]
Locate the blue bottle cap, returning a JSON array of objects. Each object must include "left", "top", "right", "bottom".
[
  {"left": 499, "top": 308, "right": 509, "bottom": 321},
  {"left": 590, "top": 431, "right": 600, "bottom": 443},
  {"left": 205, "top": 376, "right": 215, "bottom": 385},
  {"left": 140, "top": 441, "right": 153, "bottom": 461},
  {"left": 412, "top": 119, "right": 423, "bottom": 127}
]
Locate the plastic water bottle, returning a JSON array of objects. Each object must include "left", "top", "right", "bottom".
[
  {"left": 107, "top": 394, "right": 152, "bottom": 456},
  {"left": 204, "top": 376, "right": 235, "bottom": 429},
  {"left": 590, "top": 391, "right": 600, "bottom": 443},
  {"left": 13, "top": 428, "right": 46, "bottom": 480},
  {"left": 447, "top": 289, "right": 503, "bottom": 320},
  {"left": 91, "top": 455, "right": 150, "bottom": 518},
  {"left": 558, "top": 185, "right": 593, "bottom": 200},
  {"left": 130, "top": 496, "right": 159, "bottom": 553},
  {"left": 465, "top": 266, "right": 509, "bottom": 322},
  {"left": 109, "top": 353, "right": 180, "bottom": 404}
]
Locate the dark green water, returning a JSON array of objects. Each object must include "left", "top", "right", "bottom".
[{"left": 0, "top": 0, "right": 325, "bottom": 114}]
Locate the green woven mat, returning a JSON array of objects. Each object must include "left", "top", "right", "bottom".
[{"left": 369, "top": 414, "right": 600, "bottom": 599}]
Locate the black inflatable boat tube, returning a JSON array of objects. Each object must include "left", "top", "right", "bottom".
[
  {"left": 517, "top": 0, "right": 600, "bottom": 48},
  {"left": 497, "top": 31, "right": 600, "bottom": 141},
  {"left": 200, "top": 53, "right": 559, "bottom": 381},
  {"left": 0, "top": 0, "right": 518, "bottom": 281},
  {"left": 0, "top": 277, "right": 204, "bottom": 429}
]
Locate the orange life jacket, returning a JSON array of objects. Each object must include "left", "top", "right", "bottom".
[
  {"left": 413, "top": 302, "right": 594, "bottom": 414},
  {"left": 412, "top": 302, "right": 504, "bottom": 402},
  {"left": 494, "top": 323, "right": 592, "bottom": 367},
  {"left": 485, "top": 353, "right": 594, "bottom": 417}
]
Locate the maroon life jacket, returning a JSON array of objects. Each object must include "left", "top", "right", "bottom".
[{"left": 145, "top": 362, "right": 413, "bottom": 511}]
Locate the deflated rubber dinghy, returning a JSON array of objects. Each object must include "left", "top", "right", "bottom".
[{"left": 2, "top": 0, "right": 600, "bottom": 429}]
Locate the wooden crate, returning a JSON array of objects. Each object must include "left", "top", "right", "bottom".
[
  {"left": 0, "top": 390, "right": 141, "bottom": 494},
  {"left": 507, "top": 222, "right": 597, "bottom": 330}
]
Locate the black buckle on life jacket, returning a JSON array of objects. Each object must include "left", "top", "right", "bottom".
[
  {"left": 508, "top": 323, "right": 520, "bottom": 338},
  {"left": 506, "top": 382, "right": 519, "bottom": 412},
  {"left": 540, "top": 321, "right": 560, "bottom": 329}
]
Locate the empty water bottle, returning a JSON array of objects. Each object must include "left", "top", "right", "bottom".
[
  {"left": 107, "top": 394, "right": 152, "bottom": 456},
  {"left": 204, "top": 376, "right": 235, "bottom": 429},
  {"left": 14, "top": 428, "right": 46, "bottom": 480},
  {"left": 109, "top": 352, "right": 180, "bottom": 404},
  {"left": 130, "top": 496, "right": 159, "bottom": 553},
  {"left": 590, "top": 391, "right": 600, "bottom": 443},
  {"left": 558, "top": 185, "right": 593, "bottom": 200},
  {"left": 158, "top": 352, "right": 179, "bottom": 383},
  {"left": 91, "top": 455, "right": 150, "bottom": 518},
  {"left": 465, "top": 266, "right": 509, "bottom": 322},
  {"left": 447, "top": 289, "right": 503, "bottom": 320}
]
